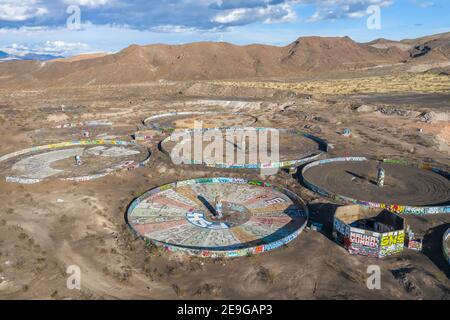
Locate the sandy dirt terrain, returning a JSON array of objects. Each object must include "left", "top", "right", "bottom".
[{"left": 0, "top": 78, "right": 449, "bottom": 300}]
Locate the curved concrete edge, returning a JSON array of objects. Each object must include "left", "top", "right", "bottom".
[
  {"left": 1, "top": 140, "right": 151, "bottom": 184},
  {"left": 54, "top": 120, "right": 113, "bottom": 129},
  {"left": 160, "top": 127, "right": 328, "bottom": 169},
  {"left": 126, "top": 177, "right": 309, "bottom": 258},
  {"left": 143, "top": 111, "right": 258, "bottom": 132},
  {"left": 302, "top": 157, "right": 450, "bottom": 215},
  {"left": 444, "top": 229, "right": 450, "bottom": 266}
]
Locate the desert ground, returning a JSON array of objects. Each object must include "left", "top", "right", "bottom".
[{"left": 0, "top": 71, "right": 449, "bottom": 300}]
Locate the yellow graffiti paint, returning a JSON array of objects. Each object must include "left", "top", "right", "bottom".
[
  {"left": 159, "top": 184, "right": 173, "bottom": 191},
  {"left": 381, "top": 232, "right": 405, "bottom": 246}
]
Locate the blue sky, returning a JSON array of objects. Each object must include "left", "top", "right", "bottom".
[{"left": 0, "top": 0, "right": 449, "bottom": 57}]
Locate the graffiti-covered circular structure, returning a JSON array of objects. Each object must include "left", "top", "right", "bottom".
[
  {"left": 144, "top": 112, "right": 257, "bottom": 132},
  {"left": 28, "top": 120, "right": 136, "bottom": 144},
  {"left": 127, "top": 178, "right": 308, "bottom": 257},
  {"left": 444, "top": 229, "right": 450, "bottom": 265},
  {"left": 333, "top": 205, "right": 405, "bottom": 258},
  {"left": 161, "top": 128, "right": 327, "bottom": 170},
  {"left": 0, "top": 140, "right": 150, "bottom": 184},
  {"left": 303, "top": 157, "right": 450, "bottom": 214}
]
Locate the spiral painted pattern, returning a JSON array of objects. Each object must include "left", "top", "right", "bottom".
[{"left": 127, "top": 178, "right": 308, "bottom": 257}]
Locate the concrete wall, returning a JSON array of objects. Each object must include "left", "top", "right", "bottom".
[
  {"left": 303, "top": 157, "right": 450, "bottom": 215},
  {"left": 333, "top": 205, "right": 405, "bottom": 258},
  {"left": 444, "top": 229, "right": 450, "bottom": 265},
  {"left": 126, "top": 177, "right": 309, "bottom": 258},
  {"left": 161, "top": 127, "right": 327, "bottom": 169},
  {"left": 1, "top": 140, "right": 150, "bottom": 184}
]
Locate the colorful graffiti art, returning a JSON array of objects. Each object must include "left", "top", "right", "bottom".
[
  {"left": 0, "top": 140, "right": 150, "bottom": 184},
  {"left": 348, "top": 229, "right": 380, "bottom": 257},
  {"left": 143, "top": 111, "right": 258, "bottom": 132},
  {"left": 406, "top": 238, "right": 423, "bottom": 251},
  {"left": 333, "top": 205, "right": 405, "bottom": 258},
  {"left": 55, "top": 120, "right": 113, "bottom": 129},
  {"left": 302, "top": 157, "right": 450, "bottom": 215},
  {"left": 127, "top": 178, "right": 308, "bottom": 258},
  {"left": 161, "top": 127, "right": 328, "bottom": 169},
  {"left": 27, "top": 120, "right": 134, "bottom": 145},
  {"left": 380, "top": 231, "right": 405, "bottom": 257}
]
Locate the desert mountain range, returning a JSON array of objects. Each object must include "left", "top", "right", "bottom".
[{"left": 0, "top": 32, "right": 449, "bottom": 88}]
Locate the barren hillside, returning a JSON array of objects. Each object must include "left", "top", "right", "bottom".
[{"left": 0, "top": 33, "right": 448, "bottom": 88}]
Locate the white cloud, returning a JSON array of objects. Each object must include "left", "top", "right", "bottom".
[
  {"left": 0, "top": 0, "right": 48, "bottom": 21},
  {"left": 150, "top": 25, "right": 216, "bottom": 34},
  {"left": 41, "top": 40, "right": 89, "bottom": 54},
  {"left": 2, "top": 40, "right": 90, "bottom": 57},
  {"left": 408, "top": 0, "right": 434, "bottom": 8},
  {"left": 212, "top": 3, "right": 297, "bottom": 25},
  {"left": 419, "top": 1, "right": 434, "bottom": 8},
  {"left": 0, "top": 0, "right": 401, "bottom": 31},
  {"left": 63, "top": 0, "right": 112, "bottom": 8}
]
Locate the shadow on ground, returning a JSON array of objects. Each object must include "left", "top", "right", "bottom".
[
  {"left": 307, "top": 202, "right": 340, "bottom": 241},
  {"left": 423, "top": 223, "right": 450, "bottom": 279}
]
